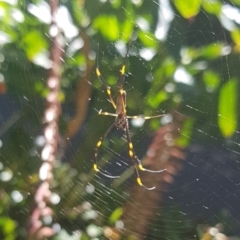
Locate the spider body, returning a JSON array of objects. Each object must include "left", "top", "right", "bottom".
[
  {"left": 115, "top": 89, "right": 127, "bottom": 130},
  {"left": 115, "top": 113, "right": 128, "bottom": 130},
  {"left": 93, "top": 40, "right": 165, "bottom": 190}
]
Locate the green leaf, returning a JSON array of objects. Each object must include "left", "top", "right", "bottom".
[
  {"left": 93, "top": 15, "right": 120, "bottom": 41},
  {"left": 22, "top": 30, "right": 47, "bottom": 60},
  {"left": 147, "top": 90, "right": 168, "bottom": 109},
  {"left": 163, "top": 58, "right": 176, "bottom": 77},
  {"left": 111, "top": 0, "right": 121, "bottom": 8},
  {"left": 173, "top": 0, "right": 202, "bottom": 19},
  {"left": 69, "top": 53, "right": 86, "bottom": 66},
  {"left": 202, "top": 0, "right": 222, "bottom": 16},
  {"left": 201, "top": 43, "right": 222, "bottom": 59},
  {"left": 121, "top": 19, "right": 134, "bottom": 41},
  {"left": 138, "top": 31, "right": 158, "bottom": 48},
  {"left": 231, "top": 0, "right": 240, "bottom": 6},
  {"left": 218, "top": 79, "right": 238, "bottom": 137},
  {"left": 109, "top": 207, "right": 123, "bottom": 224},
  {"left": 203, "top": 70, "right": 220, "bottom": 91},
  {"left": 231, "top": 29, "right": 240, "bottom": 46},
  {"left": 0, "top": 216, "right": 16, "bottom": 240}
]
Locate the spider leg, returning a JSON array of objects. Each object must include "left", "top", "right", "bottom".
[
  {"left": 98, "top": 110, "right": 118, "bottom": 117},
  {"left": 96, "top": 45, "right": 116, "bottom": 109},
  {"left": 93, "top": 122, "right": 119, "bottom": 179},
  {"left": 98, "top": 112, "right": 165, "bottom": 120},
  {"left": 118, "top": 37, "right": 134, "bottom": 89},
  {"left": 133, "top": 163, "right": 156, "bottom": 191},
  {"left": 125, "top": 123, "right": 163, "bottom": 190},
  {"left": 126, "top": 114, "right": 165, "bottom": 119}
]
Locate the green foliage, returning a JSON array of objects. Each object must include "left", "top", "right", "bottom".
[
  {"left": 200, "top": 43, "right": 223, "bottom": 59},
  {"left": 21, "top": 30, "right": 47, "bottom": 60},
  {"left": 218, "top": 79, "right": 238, "bottom": 137},
  {"left": 138, "top": 31, "right": 158, "bottom": 48},
  {"left": 109, "top": 207, "right": 123, "bottom": 224},
  {"left": 203, "top": 70, "right": 220, "bottom": 92},
  {"left": 0, "top": 216, "right": 16, "bottom": 240},
  {"left": 231, "top": 28, "right": 240, "bottom": 47},
  {"left": 173, "top": 0, "right": 202, "bottom": 18},
  {"left": 1, "top": 0, "right": 240, "bottom": 239},
  {"left": 231, "top": 0, "right": 240, "bottom": 6},
  {"left": 202, "top": 0, "right": 222, "bottom": 15},
  {"left": 93, "top": 15, "right": 120, "bottom": 41}
]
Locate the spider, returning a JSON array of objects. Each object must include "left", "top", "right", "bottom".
[{"left": 93, "top": 39, "right": 165, "bottom": 190}]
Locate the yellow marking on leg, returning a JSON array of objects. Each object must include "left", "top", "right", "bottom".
[
  {"left": 96, "top": 68, "right": 101, "bottom": 76},
  {"left": 106, "top": 89, "right": 116, "bottom": 109},
  {"left": 96, "top": 140, "right": 102, "bottom": 147},
  {"left": 93, "top": 164, "right": 99, "bottom": 172},
  {"left": 129, "top": 142, "right": 133, "bottom": 149},
  {"left": 120, "top": 65, "right": 126, "bottom": 75},
  {"left": 129, "top": 150, "right": 134, "bottom": 157},
  {"left": 101, "top": 112, "right": 109, "bottom": 115},
  {"left": 137, "top": 177, "right": 143, "bottom": 186},
  {"left": 119, "top": 89, "right": 126, "bottom": 113},
  {"left": 107, "top": 88, "right": 111, "bottom": 96},
  {"left": 138, "top": 164, "right": 145, "bottom": 171}
]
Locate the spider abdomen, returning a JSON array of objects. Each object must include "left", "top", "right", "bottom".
[{"left": 115, "top": 113, "right": 128, "bottom": 130}]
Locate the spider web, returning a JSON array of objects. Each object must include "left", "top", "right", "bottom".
[{"left": 1, "top": 0, "right": 240, "bottom": 239}]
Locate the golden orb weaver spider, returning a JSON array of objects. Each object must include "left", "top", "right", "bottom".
[{"left": 93, "top": 38, "right": 165, "bottom": 190}]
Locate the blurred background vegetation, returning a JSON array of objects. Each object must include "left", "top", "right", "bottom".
[{"left": 0, "top": 0, "right": 240, "bottom": 239}]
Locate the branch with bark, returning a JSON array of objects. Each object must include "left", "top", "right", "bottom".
[{"left": 28, "top": 0, "right": 63, "bottom": 238}]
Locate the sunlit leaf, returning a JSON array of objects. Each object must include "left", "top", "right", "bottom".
[
  {"left": 93, "top": 15, "right": 120, "bottom": 41},
  {"left": 203, "top": 70, "right": 220, "bottom": 91},
  {"left": 21, "top": 30, "right": 47, "bottom": 60},
  {"left": 173, "top": 0, "right": 202, "bottom": 19},
  {"left": 218, "top": 79, "right": 238, "bottom": 137},
  {"left": 138, "top": 31, "right": 158, "bottom": 48},
  {"left": 111, "top": 0, "right": 121, "bottom": 8},
  {"left": 109, "top": 207, "right": 123, "bottom": 224},
  {"left": 0, "top": 216, "right": 16, "bottom": 239},
  {"left": 231, "top": 29, "right": 240, "bottom": 47},
  {"left": 231, "top": 0, "right": 240, "bottom": 6},
  {"left": 147, "top": 90, "right": 168, "bottom": 109},
  {"left": 121, "top": 19, "right": 134, "bottom": 41},
  {"left": 201, "top": 43, "right": 222, "bottom": 59},
  {"left": 202, "top": 0, "right": 222, "bottom": 16},
  {"left": 163, "top": 58, "right": 176, "bottom": 77},
  {"left": 69, "top": 53, "right": 86, "bottom": 66}
]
